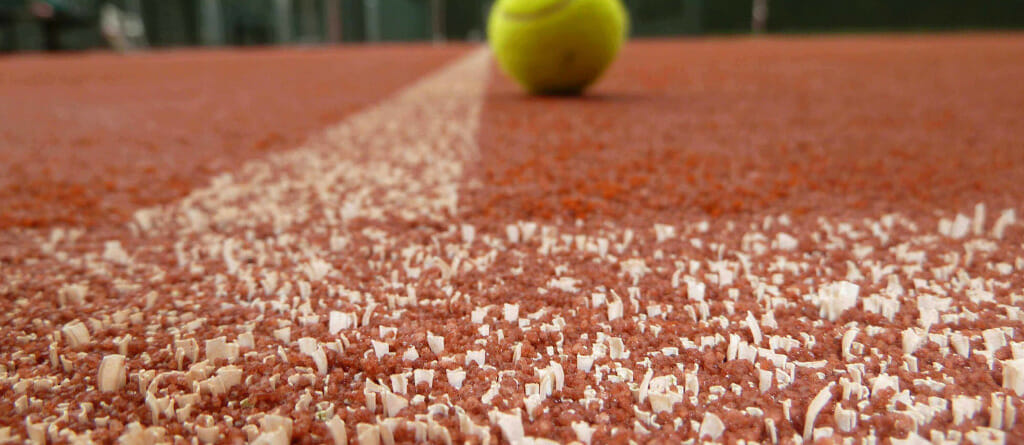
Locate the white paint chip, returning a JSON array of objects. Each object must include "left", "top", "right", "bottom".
[
  {"left": 804, "top": 383, "right": 834, "bottom": 440},
  {"left": 698, "top": 413, "right": 725, "bottom": 440},
  {"left": 98, "top": 354, "right": 126, "bottom": 392}
]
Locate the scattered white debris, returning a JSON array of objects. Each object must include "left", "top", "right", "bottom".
[
  {"left": 427, "top": 333, "right": 444, "bottom": 355},
  {"left": 993, "top": 209, "right": 1016, "bottom": 239},
  {"left": 506, "top": 225, "right": 520, "bottom": 243},
  {"left": 816, "top": 281, "right": 859, "bottom": 321},
  {"left": 621, "top": 259, "right": 650, "bottom": 284},
  {"left": 745, "top": 311, "right": 763, "bottom": 345},
  {"left": 775, "top": 233, "right": 798, "bottom": 250},
  {"left": 298, "top": 337, "right": 329, "bottom": 374},
  {"left": 413, "top": 369, "right": 435, "bottom": 388},
  {"left": 461, "top": 224, "right": 476, "bottom": 244},
  {"left": 62, "top": 320, "right": 91, "bottom": 347},
  {"left": 654, "top": 224, "right": 676, "bottom": 242},
  {"left": 326, "top": 416, "right": 348, "bottom": 445},
  {"left": 466, "top": 350, "right": 485, "bottom": 367},
  {"left": 383, "top": 391, "right": 408, "bottom": 417},
  {"left": 302, "top": 258, "right": 332, "bottom": 282},
  {"left": 371, "top": 340, "right": 390, "bottom": 359},
  {"left": 493, "top": 411, "right": 525, "bottom": 444},
  {"left": 1002, "top": 359, "right": 1024, "bottom": 396},
  {"left": 205, "top": 337, "right": 239, "bottom": 363},
  {"left": 952, "top": 396, "right": 982, "bottom": 425},
  {"left": 607, "top": 298, "right": 623, "bottom": 321},
  {"left": 609, "top": 337, "right": 627, "bottom": 359},
  {"left": 871, "top": 373, "right": 899, "bottom": 396},
  {"left": 98, "top": 354, "right": 126, "bottom": 392},
  {"left": 447, "top": 369, "right": 466, "bottom": 389},
  {"left": 804, "top": 383, "right": 834, "bottom": 440},
  {"left": 503, "top": 304, "right": 519, "bottom": 322},
  {"left": 698, "top": 413, "right": 725, "bottom": 440},
  {"left": 571, "top": 421, "right": 596, "bottom": 445},
  {"left": 329, "top": 312, "right": 357, "bottom": 334},
  {"left": 951, "top": 333, "right": 972, "bottom": 358},
  {"left": 102, "top": 240, "right": 131, "bottom": 264},
  {"left": 687, "top": 280, "right": 706, "bottom": 301},
  {"left": 57, "top": 283, "right": 88, "bottom": 307},
  {"left": 548, "top": 276, "right": 580, "bottom": 293},
  {"left": 902, "top": 328, "right": 926, "bottom": 355}
]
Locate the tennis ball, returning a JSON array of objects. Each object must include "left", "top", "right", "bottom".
[{"left": 488, "top": 0, "right": 629, "bottom": 95}]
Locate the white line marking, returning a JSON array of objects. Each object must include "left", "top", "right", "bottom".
[{"left": 134, "top": 47, "right": 491, "bottom": 235}]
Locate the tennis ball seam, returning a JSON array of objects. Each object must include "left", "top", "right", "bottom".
[{"left": 500, "top": 0, "right": 574, "bottom": 21}]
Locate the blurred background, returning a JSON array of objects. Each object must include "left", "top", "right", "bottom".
[{"left": 1, "top": 0, "right": 1023, "bottom": 52}]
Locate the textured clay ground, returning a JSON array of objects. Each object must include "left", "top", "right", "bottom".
[
  {"left": 0, "top": 44, "right": 470, "bottom": 229},
  {"left": 2, "top": 34, "right": 1024, "bottom": 444}
]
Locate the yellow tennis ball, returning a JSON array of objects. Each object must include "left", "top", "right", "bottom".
[{"left": 488, "top": 0, "right": 629, "bottom": 95}]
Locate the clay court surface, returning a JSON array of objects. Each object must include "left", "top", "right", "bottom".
[{"left": 1, "top": 34, "right": 1024, "bottom": 443}]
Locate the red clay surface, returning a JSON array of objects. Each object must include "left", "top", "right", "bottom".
[
  {"left": 0, "top": 44, "right": 470, "bottom": 230},
  {"left": 467, "top": 34, "right": 1024, "bottom": 226},
  {"left": 2, "top": 34, "right": 1024, "bottom": 444}
]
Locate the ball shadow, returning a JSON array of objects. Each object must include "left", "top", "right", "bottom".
[{"left": 487, "top": 90, "right": 668, "bottom": 105}]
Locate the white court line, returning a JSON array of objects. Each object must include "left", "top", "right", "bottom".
[
  {"left": 35, "top": 47, "right": 493, "bottom": 295},
  {"left": 132, "top": 47, "right": 492, "bottom": 236}
]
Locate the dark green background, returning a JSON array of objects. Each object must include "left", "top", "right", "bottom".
[{"left": 2, "top": 0, "right": 1023, "bottom": 52}]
